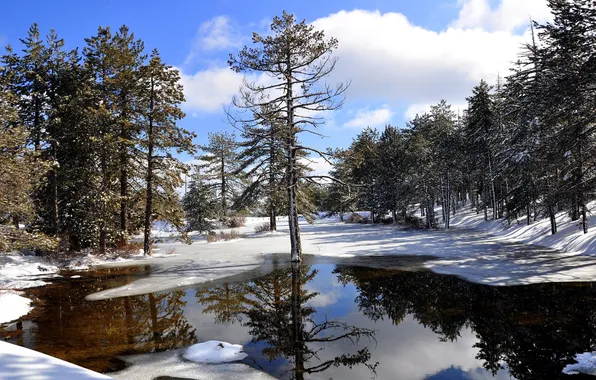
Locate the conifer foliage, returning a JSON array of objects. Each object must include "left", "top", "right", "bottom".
[
  {"left": 229, "top": 11, "right": 348, "bottom": 262},
  {"left": 0, "top": 24, "right": 195, "bottom": 254}
]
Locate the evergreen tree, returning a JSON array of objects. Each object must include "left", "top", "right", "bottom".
[
  {"left": 138, "top": 50, "right": 195, "bottom": 255},
  {"left": 0, "top": 86, "right": 54, "bottom": 251},
  {"left": 182, "top": 168, "right": 218, "bottom": 233},
  {"left": 199, "top": 131, "right": 241, "bottom": 219},
  {"left": 111, "top": 26, "right": 146, "bottom": 243},
  {"left": 229, "top": 11, "right": 348, "bottom": 262},
  {"left": 236, "top": 108, "right": 286, "bottom": 230}
]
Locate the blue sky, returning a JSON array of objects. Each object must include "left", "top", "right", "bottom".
[{"left": 1, "top": 0, "right": 552, "bottom": 171}]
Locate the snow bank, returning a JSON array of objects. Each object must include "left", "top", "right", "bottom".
[
  {"left": 0, "top": 341, "right": 111, "bottom": 379},
  {"left": 183, "top": 340, "right": 248, "bottom": 363},
  {"left": 0, "top": 254, "right": 59, "bottom": 289},
  {"left": 111, "top": 347, "right": 275, "bottom": 380},
  {"left": 66, "top": 249, "right": 177, "bottom": 271},
  {"left": 450, "top": 202, "right": 596, "bottom": 256},
  {"left": 0, "top": 291, "right": 32, "bottom": 324},
  {"left": 562, "top": 352, "right": 596, "bottom": 375}
]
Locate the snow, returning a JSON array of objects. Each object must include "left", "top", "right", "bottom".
[
  {"left": 562, "top": 352, "right": 596, "bottom": 375},
  {"left": 0, "top": 254, "right": 59, "bottom": 289},
  {"left": 84, "top": 208, "right": 596, "bottom": 300},
  {"left": 111, "top": 347, "right": 275, "bottom": 380},
  {"left": 0, "top": 291, "right": 32, "bottom": 324},
  {"left": 183, "top": 340, "right": 248, "bottom": 363},
  {"left": 449, "top": 202, "right": 596, "bottom": 256},
  {"left": 0, "top": 341, "right": 111, "bottom": 379}
]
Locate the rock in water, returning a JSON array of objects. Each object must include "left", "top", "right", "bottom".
[{"left": 182, "top": 341, "right": 248, "bottom": 363}]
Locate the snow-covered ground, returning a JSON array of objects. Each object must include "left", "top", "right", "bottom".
[
  {"left": 85, "top": 212, "right": 596, "bottom": 301},
  {"left": 6, "top": 211, "right": 596, "bottom": 378},
  {"left": 450, "top": 202, "right": 596, "bottom": 255},
  {"left": 111, "top": 347, "right": 275, "bottom": 380},
  {"left": 183, "top": 340, "right": 248, "bottom": 363},
  {"left": 0, "top": 341, "right": 111, "bottom": 379}
]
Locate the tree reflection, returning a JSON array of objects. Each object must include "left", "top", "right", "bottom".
[
  {"left": 335, "top": 266, "right": 596, "bottom": 380},
  {"left": 196, "top": 264, "right": 378, "bottom": 379},
  {"left": 3, "top": 267, "right": 197, "bottom": 373}
]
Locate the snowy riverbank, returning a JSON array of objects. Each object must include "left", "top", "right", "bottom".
[
  {"left": 450, "top": 202, "right": 596, "bottom": 256},
  {"left": 6, "top": 208, "right": 596, "bottom": 322}
]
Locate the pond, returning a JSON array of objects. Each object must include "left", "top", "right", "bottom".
[{"left": 2, "top": 255, "right": 596, "bottom": 380}]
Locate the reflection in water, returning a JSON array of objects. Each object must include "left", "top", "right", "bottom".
[
  {"left": 4, "top": 262, "right": 596, "bottom": 379},
  {"left": 334, "top": 267, "right": 596, "bottom": 380},
  {"left": 1, "top": 267, "right": 197, "bottom": 373},
  {"left": 196, "top": 264, "right": 378, "bottom": 379}
]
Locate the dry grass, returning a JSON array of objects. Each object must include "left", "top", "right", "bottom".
[
  {"left": 226, "top": 215, "right": 246, "bottom": 228},
  {"left": 206, "top": 229, "right": 246, "bottom": 242},
  {"left": 254, "top": 222, "right": 271, "bottom": 233}
]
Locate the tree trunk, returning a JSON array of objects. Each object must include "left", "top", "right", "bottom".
[
  {"left": 220, "top": 154, "right": 227, "bottom": 218},
  {"left": 269, "top": 203, "right": 277, "bottom": 231},
  {"left": 148, "top": 293, "right": 161, "bottom": 344},
  {"left": 582, "top": 203, "right": 588, "bottom": 234},
  {"left": 269, "top": 140, "right": 277, "bottom": 231},
  {"left": 119, "top": 95, "right": 129, "bottom": 244},
  {"left": 50, "top": 140, "right": 59, "bottom": 235},
  {"left": 287, "top": 60, "right": 301, "bottom": 262},
  {"left": 549, "top": 204, "right": 557, "bottom": 235},
  {"left": 120, "top": 145, "right": 128, "bottom": 244},
  {"left": 291, "top": 263, "right": 305, "bottom": 380},
  {"left": 143, "top": 77, "right": 155, "bottom": 256}
]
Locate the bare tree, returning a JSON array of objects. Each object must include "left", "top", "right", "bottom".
[{"left": 228, "top": 11, "right": 348, "bottom": 262}]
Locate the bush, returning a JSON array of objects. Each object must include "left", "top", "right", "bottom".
[
  {"left": 381, "top": 216, "right": 394, "bottom": 224},
  {"left": 206, "top": 229, "right": 246, "bottom": 242},
  {"left": 254, "top": 222, "right": 270, "bottom": 233},
  {"left": 226, "top": 215, "right": 246, "bottom": 228},
  {"left": 114, "top": 240, "right": 146, "bottom": 256},
  {"left": 346, "top": 213, "right": 363, "bottom": 224},
  {"left": 403, "top": 215, "right": 423, "bottom": 229}
]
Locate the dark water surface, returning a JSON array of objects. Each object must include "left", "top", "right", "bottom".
[{"left": 2, "top": 256, "right": 596, "bottom": 380}]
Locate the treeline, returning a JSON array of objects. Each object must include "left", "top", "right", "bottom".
[
  {"left": 325, "top": 1, "right": 596, "bottom": 235},
  {"left": 182, "top": 130, "right": 324, "bottom": 233},
  {"left": 0, "top": 24, "right": 194, "bottom": 254}
]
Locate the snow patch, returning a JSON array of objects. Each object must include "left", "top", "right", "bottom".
[
  {"left": 562, "top": 352, "right": 596, "bottom": 375},
  {"left": 0, "top": 341, "right": 111, "bottom": 379},
  {"left": 111, "top": 347, "right": 274, "bottom": 380},
  {"left": 183, "top": 340, "right": 248, "bottom": 363},
  {"left": 0, "top": 254, "right": 58, "bottom": 290},
  {"left": 0, "top": 291, "right": 32, "bottom": 324},
  {"left": 450, "top": 202, "right": 596, "bottom": 256}
]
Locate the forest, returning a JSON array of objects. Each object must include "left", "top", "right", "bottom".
[{"left": 1, "top": 1, "right": 596, "bottom": 260}]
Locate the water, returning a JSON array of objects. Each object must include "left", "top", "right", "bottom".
[{"left": 3, "top": 257, "right": 596, "bottom": 380}]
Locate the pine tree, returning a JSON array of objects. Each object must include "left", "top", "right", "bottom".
[
  {"left": 0, "top": 85, "right": 54, "bottom": 251},
  {"left": 229, "top": 11, "right": 348, "bottom": 262},
  {"left": 84, "top": 26, "right": 121, "bottom": 253},
  {"left": 182, "top": 168, "right": 218, "bottom": 233},
  {"left": 138, "top": 50, "right": 196, "bottom": 255},
  {"left": 111, "top": 26, "right": 146, "bottom": 243},
  {"left": 199, "top": 131, "right": 241, "bottom": 220},
  {"left": 236, "top": 108, "right": 286, "bottom": 230},
  {"left": 1, "top": 24, "right": 66, "bottom": 235}
]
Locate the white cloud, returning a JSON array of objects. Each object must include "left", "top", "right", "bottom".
[
  {"left": 310, "top": 4, "right": 552, "bottom": 116},
  {"left": 453, "top": 0, "right": 552, "bottom": 32},
  {"left": 180, "top": 1, "right": 553, "bottom": 119},
  {"left": 301, "top": 156, "right": 333, "bottom": 177},
  {"left": 185, "top": 16, "right": 243, "bottom": 64},
  {"left": 178, "top": 66, "right": 243, "bottom": 113},
  {"left": 343, "top": 105, "right": 394, "bottom": 129}
]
